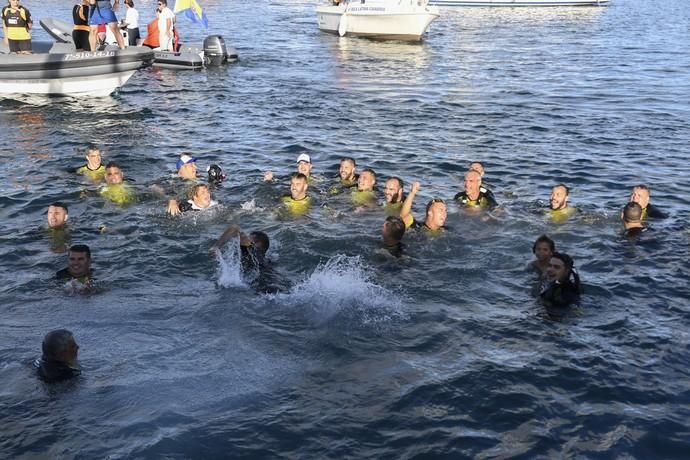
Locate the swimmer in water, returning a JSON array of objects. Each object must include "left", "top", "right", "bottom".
[
  {"left": 280, "top": 172, "right": 311, "bottom": 216},
  {"left": 621, "top": 201, "right": 646, "bottom": 238},
  {"left": 539, "top": 252, "right": 581, "bottom": 310},
  {"left": 400, "top": 181, "right": 447, "bottom": 233},
  {"left": 76, "top": 144, "right": 105, "bottom": 182},
  {"left": 528, "top": 234, "right": 555, "bottom": 277},
  {"left": 47, "top": 202, "right": 69, "bottom": 230},
  {"left": 56, "top": 244, "right": 94, "bottom": 293},
  {"left": 99, "top": 162, "right": 136, "bottom": 205},
  {"left": 352, "top": 168, "right": 377, "bottom": 207},
  {"left": 264, "top": 153, "right": 318, "bottom": 184},
  {"left": 167, "top": 183, "right": 218, "bottom": 216},
  {"left": 382, "top": 215, "right": 406, "bottom": 258},
  {"left": 547, "top": 184, "right": 578, "bottom": 222},
  {"left": 383, "top": 176, "right": 405, "bottom": 215},
  {"left": 629, "top": 184, "right": 667, "bottom": 220},
  {"left": 328, "top": 157, "right": 359, "bottom": 194},
  {"left": 468, "top": 161, "right": 497, "bottom": 199},
  {"left": 34, "top": 329, "right": 81, "bottom": 383},
  {"left": 454, "top": 169, "right": 498, "bottom": 211}
]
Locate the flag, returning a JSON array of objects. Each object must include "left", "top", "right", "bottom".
[{"left": 174, "top": 0, "right": 209, "bottom": 29}]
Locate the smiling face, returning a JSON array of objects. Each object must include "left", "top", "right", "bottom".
[
  {"left": 550, "top": 186, "right": 568, "bottom": 210},
  {"left": 534, "top": 241, "right": 553, "bottom": 263},
  {"left": 630, "top": 186, "right": 650, "bottom": 209},
  {"left": 384, "top": 178, "right": 403, "bottom": 204},
  {"left": 68, "top": 250, "right": 91, "bottom": 278},
  {"left": 358, "top": 171, "right": 376, "bottom": 192},
  {"left": 105, "top": 166, "right": 124, "bottom": 185},
  {"left": 85, "top": 148, "right": 102, "bottom": 170},
  {"left": 297, "top": 160, "right": 312, "bottom": 177},
  {"left": 47, "top": 205, "right": 68, "bottom": 228},
  {"left": 178, "top": 162, "right": 197, "bottom": 180},
  {"left": 339, "top": 159, "right": 355, "bottom": 182}
]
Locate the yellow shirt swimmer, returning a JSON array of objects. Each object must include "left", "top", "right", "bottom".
[
  {"left": 351, "top": 189, "right": 377, "bottom": 207},
  {"left": 281, "top": 194, "right": 311, "bottom": 216},
  {"left": 100, "top": 183, "right": 136, "bottom": 206},
  {"left": 548, "top": 206, "right": 578, "bottom": 223},
  {"left": 77, "top": 164, "right": 106, "bottom": 182}
]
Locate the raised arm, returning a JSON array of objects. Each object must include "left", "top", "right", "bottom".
[
  {"left": 400, "top": 181, "right": 420, "bottom": 228},
  {"left": 211, "top": 224, "right": 250, "bottom": 254}
]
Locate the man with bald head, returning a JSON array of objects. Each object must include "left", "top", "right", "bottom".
[
  {"left": 621, "top": 201, "right": 647, "bottom": 238},
  {"left": 630, "top": 184, "right": 667, "bottom": 220},
  {"left": 454, "top": 169, "right": 497, "bottom": 210}
]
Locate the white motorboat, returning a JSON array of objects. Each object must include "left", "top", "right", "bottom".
[
  {"left": 0, "top": 41, "right": 153, "bottom": 97},
  {"left": 317, "top": 0, "right": 440, "bottom": 41},
  {"left": 428, "top": 0, "right": 608, "bottom": 6}
]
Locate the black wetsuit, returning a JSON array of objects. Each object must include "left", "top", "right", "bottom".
[
  {"left": 35, "top": 358, "right": 81, "bottom": 383},
  {"left": 642, "top": 204, "right": 667, "bottom": 220},
  {"left": 539, "top": 280, "right": 580, "bottom": 309},
  {"left": 454, "top": 189, "right": 498, "bottom": 209},
  {"left": 383, "top": 242, "right": 404, "bottom": 258},
  {"left": 72, "top": 4, "right": 91, "bottom": 51},
  {"left": 56, "top": 268, "right": 93, "bottom": 284}
]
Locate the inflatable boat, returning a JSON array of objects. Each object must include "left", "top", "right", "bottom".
[{"left": 40, "top": 17, "right": 238, "bottom": 70}]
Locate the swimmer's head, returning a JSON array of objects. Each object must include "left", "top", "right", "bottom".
[
  {"left": 290, "top": 172, "right": 308, "bottom": 200},
  {"left": 207, "top": 164, "right": 226, "bottom": 184},
  {"left": 546, "top": 252, "right": 574, "bottom": 283},
  {"left": 550, "top": 184, "right": 570, "bottom": 211},
  {"left": 296, "top": 153, "right": 312, "bottom": 177},
  {"left": 42, "top": 329, "right": 79, "bottom": 366},
  {"left": 177, "top": 154, "right": 198, "bottom": 180},
  {"left": 532, "top": 234, "right": 555, "bottom": 262},
  {"left": 358, "top": 168, "right": 376, "bottom": 192},
  {"left": 249, "top": 231, "right": 270, "bottom": 261},
  {"left": 630, "top": 184, "right": 650, "bottom": 209},
  {"left": 384, "top": 177, "right": 404, "bottom": 204},
  {"left": 622, "top": 201, "right": 643, "bottom": 223},
  {"left": 68, "top": 244, "right": 91, "bottom": 278},
  {"left": 464, "top": 170, "right": 482, "bottom": 199},
  {"left": 85, "top": 144, "right": 102, "bottom": 168},
  {"left": 425, "top": 198, "right": 447, "bottom": 230},
  {"left": 190, "top": 184, "right": 212, "bottom": 209},
  {"left": 469, "top": 161, "right": 485, "bottom": 177},
  {"left": 105, "top": 161, "right": 124, "bottom": 185},
  {"left": 383, "top": 216, "right": 405, "bottom": 243},
  {"left": 47, "top": 202, "right": 69, "bottom": 228},
  {"left": 339, "top": 157, "right": 356, "bottom": 182}
]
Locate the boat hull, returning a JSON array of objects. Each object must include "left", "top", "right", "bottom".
[
  {"left": 429, "top": 0, "right": 608, "bottom": 6},
  {"left": 317, "top": 3, "right": 440, "bottom": 41},
  {"left": 0, "top": 70, "right": 137, "bottom": 96}
]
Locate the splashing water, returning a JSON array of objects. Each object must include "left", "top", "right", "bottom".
[
  {"left": 216, "top": 240, "right": 244, "bottom": 288},
  {"left": 278, "top": 255, "right": 408, "bottom": 326}
]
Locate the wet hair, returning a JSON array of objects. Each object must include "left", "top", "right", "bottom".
[
  {"left": 383, "top": 216, "right": 405, "bottom": 242},
  {"left": 42, "top": 329, "right": 75, "bottom": 362},
  {"left": 532, "top": 234, "right": 555, "bottom": 254},
  {"left": 425, "top": 198, "right": 446, "bottom": 216},
  {"left": 361, "top": 168, "right": 376, "bottom": 180},
  {"left": 469, "top": 161, "right": 485, "bottom": 173},
  {"left": 290, "top": 172, "right": 308, "bottom": 182},
  {"left": 86, "top": 144, "right": 99, "bottom": 154},
  {"left": 633, "top": 184, "right": 649, "bottom": 191},
  {"left": 69, "top": 244, "right": 91, "bottom": 259},
  {"left": 190, "top": 183, "right": 209, "bottom": 198},
  {"left": 387, "top": 176, "right": 404, "bottom": 189},
  {"left": 340, "top": 157, "right": 356, "bottom": 167},
  {"left": 554, "top": 183, "right": 570, "bottom": 195},
  {"left": 623, "top": 202, "right": 643, "bottom": 222},
  {"left": 552, "top": 252, "right": 581, "bottom": 292},
  {"left": 49, "top": 202, "right": 68, "bottom": 213},
  {"left": 249, "top": 231, "right": 270, "bottom": 256},
  {"left": 105, "top": 161, "right": 121, "bottom": 171}
]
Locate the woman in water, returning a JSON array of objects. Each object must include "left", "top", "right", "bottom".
[{"left": 539, "top": 252, "right": 581, "bottom": 310}]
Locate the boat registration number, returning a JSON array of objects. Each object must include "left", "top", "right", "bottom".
[
  {"left": 64, "top": 51, "right": 116, "bottom": 61},
  {"left": 349, "top": 6, "right": 386, "bottom": 12}
]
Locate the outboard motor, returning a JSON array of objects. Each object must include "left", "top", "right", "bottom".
[{"left": 203, "top": 35, "right": 228, "bottom": 66}]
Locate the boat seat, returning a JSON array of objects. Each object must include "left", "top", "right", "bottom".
[{"left": 49, "top": 42, "right": 76, "bottom": 54}]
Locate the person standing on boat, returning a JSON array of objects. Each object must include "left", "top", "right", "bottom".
[
  {"left": 157, "top": 0, "right": 174, "bottom": 51},
  {"left": 120, "top": 0, "right": 139, "bottom": 46},
  {"left": 88, "top": 0, "right": 125, "bottom": 50},
  {"left": 72, "top": 0, "right": 91, "bottom": 51},
  {"left": 2, "top": 0, "right": 33, "bottom": 54}
]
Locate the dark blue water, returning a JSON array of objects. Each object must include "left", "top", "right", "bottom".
[{"left": 2, "top": 0, "right": 689, "bottom": 457}]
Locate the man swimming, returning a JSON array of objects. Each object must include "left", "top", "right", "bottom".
[
  {"left": 99, "top": 162, "right": 136, "bottom": 205},
  {"left": 539, "top": 252, "right": 581, "bottom": 311},
  {"left": 47, "top": 202, "right": 69, "bottom": 229},
  {"left": 547, "top": 184, "right": 577, "bottom": 222},
  {"left": 352, "top": 168, "right": 377, "bottom": 206},
  {"left": 264, "top": 153, "right": 316, "bottom": 184},
  {"left": 383, "top": 176, "right": 405, "bottom": 215},
  {"left": 76, "top": 144, "right": 105, "bottom": 182},
  {"left": 400, "top": 181, "right": 447, "bottom": 233},
  {"left": 382, "top": 215, "right": 406, "bottom": 257},
  {"left": 454, "top": 169, "right": 498, "bottom": 210},
  {"left": 280, "top": 172, "right": 311, "bottom": 216},
  {"left": 56, "top": 244, "right": 94, "bottom": 293},
  {"left": 629, "top": 184, "right": 667, "bottom": 220},
  {"left": 167, "top": 183, "right": 218, "bottom": 216},
  {"left": 528, "top": 234, "right": 555, "bottom": 277},
  {"left": 34, "top": 329, "right": 81, "bottom": 383},
  {"left": 621, "top": 201, "right": 646, "bottom": 238}
]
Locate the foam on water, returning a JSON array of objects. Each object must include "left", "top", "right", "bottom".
[{"left": 215, "top": 239, "right": 244, "bottom": 289}]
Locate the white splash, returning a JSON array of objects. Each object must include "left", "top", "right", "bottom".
[{"left": 216, "top": 239, "right": 244, "bottom": 288}]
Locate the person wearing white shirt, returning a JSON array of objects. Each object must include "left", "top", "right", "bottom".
[
  {"left": 157, "top": 0, "right": 175, "bottom": 51},
  {"left": 121, "top": 0, "right": 139, "bottom": 46}
]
